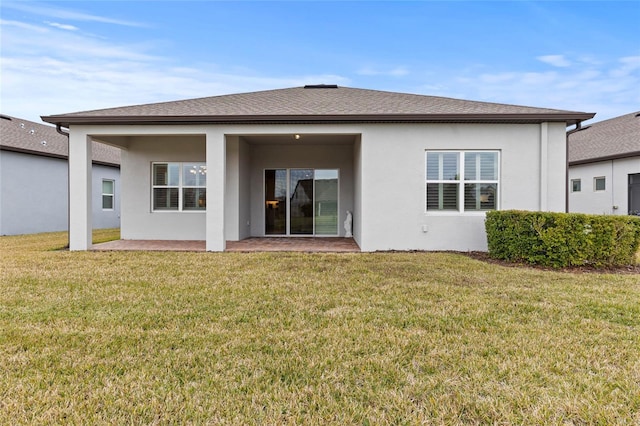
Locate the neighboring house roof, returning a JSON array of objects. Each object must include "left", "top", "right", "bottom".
[
  {"left": 568, "top": 111, "right": 640, "bottom": 165},
  {"left": 41, "top": 85, "right": 594, "bottom": 127},
  {"left": 0, "top": 114, "right": 120, "bottom": 166}
]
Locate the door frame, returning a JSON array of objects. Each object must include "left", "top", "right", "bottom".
[
  {"left": 263, "top": 168, "right": 340, "bottom": 236},
  {"left": 629, "top": 173, "right": 640, "bottom": 215}
]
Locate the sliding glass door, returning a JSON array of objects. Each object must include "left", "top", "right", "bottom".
[
  {"left": 314, "top": 170, "right": 338, "bottom": 235},
  {"left": 264, "top": 169, "right": 287, "bottom": 235},
  {"left": 265, "top": 169, "right": 338, "bottom": 235},
  {"left": 290, "top": 169, "right": 314, "bottom": 234}
]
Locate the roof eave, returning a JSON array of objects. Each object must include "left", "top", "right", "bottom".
[
  {"left": 42, "top": 112, "right": 595, "bottom": 128},
  {"left": 0, "top": 144, "right": 120, "bottom": 166},
  {"left": 569, "top": 150, "right": 640, "bottom": 166}
]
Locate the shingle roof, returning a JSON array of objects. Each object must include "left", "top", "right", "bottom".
[
  {"left": 42, "top": 86, "right": 594, "bottom": 126},
  {"left": 568, "top": 111, "right": 640, "bottom": 165},
  {"left": 0, "top": 115, "right": 120, "bottom": 166}
]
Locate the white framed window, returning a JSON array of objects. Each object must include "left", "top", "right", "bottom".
[
  {"left": 571, "top": 179, "right": 581, "bottom": 192},
  {"left": 594, "top": 176, "right": 606, "bottom": 192},
  {"left": 152, "top": 162, "right": 206, "bottom": 211},
  {"left": 426, "top": 151, "right": 499, "bottom": 212},
  {"left": 102, "top": 179, "right": 115, "bottom": 210}
]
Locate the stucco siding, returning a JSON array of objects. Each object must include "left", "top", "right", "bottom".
[
  {"left": 239, "top": 138, "right": 252, "bottom": 240},
  {"left": 353, "top": 136, "right": 362, "bottom": 247},
  {"left": 569, "top": 156, "right": 640, "bottom": 215},
  {"left": 121, "top": 135, "right": 206, "bottom": 240},
  {"left": 69, "top": 121, "right": 567, "bottom": 251},
  {"left": 92, "top": 164, "right": 121, "bottom": 229},
  {"left": 0, "top": 150, "right": 68, "bottom": 235},
  {"left": 0, "top": 150, "right": 120, "bottom": 235},
  {"left": 358, "top": 122, "right": 566, "bottom": 251}
]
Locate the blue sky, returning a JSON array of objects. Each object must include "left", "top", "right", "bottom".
[{"left": 1, "top": 1, "right": 639, "bottom": 123}]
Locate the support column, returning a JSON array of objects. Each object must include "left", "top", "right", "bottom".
[
  {"left": 69, "top": 132, "right": 92, "bottom": 250},
  {"left": 206, "top": 130, "right": 226, "bottom": 251},
  {"left": 539, "top": 122, "right": 549, "bottom": 211}
]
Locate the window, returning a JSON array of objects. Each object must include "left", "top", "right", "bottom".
[
  {"left": 152, "top": 162, "right": 206, "bottom": 211},
  {"left": 571, "top": 179, "right": 581, "bottom": 192},
  {"left": 426, "top": 151, "right": 499, "bottom": 212},
  {"left": 102, "top": 179, "right": 114, "bottom": 210},
  {"left": 594, "top": 177, "right": 606, "bottom": 192}
]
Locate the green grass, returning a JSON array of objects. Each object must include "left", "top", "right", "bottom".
[{"left": 1, "top": 230, "right": 639, "bottom": 424}]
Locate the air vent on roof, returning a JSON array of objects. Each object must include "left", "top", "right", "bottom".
[
  {"left": 635, "top": 112, "right": 640, "bottom": 118},
  {"left": 304, "top": 84, "right": 338, "bottom": 89},
  {"left": 0, "top": 115, "right": 11, "bottom": 121}
]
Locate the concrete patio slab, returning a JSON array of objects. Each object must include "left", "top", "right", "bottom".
[{"left": 92, "top": 237, "right": 360, "bottom": 252}]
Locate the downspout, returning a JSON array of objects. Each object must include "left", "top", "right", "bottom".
[
  {"left": 565, "top": 121, "right": 584, "bottom": 213},
  {"left": 56, "top": 124, "right": 71, "bottom": 248},
  {"left": 611, "top": 159, "right": 615, "bottom": 215}
]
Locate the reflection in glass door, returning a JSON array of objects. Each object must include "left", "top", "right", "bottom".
[
  {"left": 290, "top": 169, "right": 314, "bottom": 234},
  {"left": 264, "top": 169, "right": 339, "bottom": 235},
  {"left": 264, "top": 169, "right": 287, "bottom": 235},
  {"left": 314, "top": 170, "right": 338, "bottom": 235}
]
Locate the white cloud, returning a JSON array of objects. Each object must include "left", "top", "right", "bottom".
[
  {"left": 0, "top": 18, "right": 351, "bottom": 122},
  {"left": 537, "top": 55, "right": 571, "bottom": 67},
  {"left": 0, "top": 19, "right": 47, "bottom": 32},
  {"left": 610, "top": 55, "right": 640, "bottom": 78},
  {"left": 1, "top": 3, "right": 636, "bottom": 127},
  {"left": 3, "top": 1, "right": 147, "bottom": 27},
  {"left": 418, "top": 55, "right": 639, "bottom": 122},
  {"left": 46, "top": 21, "right": 79, "bottom": 31}
]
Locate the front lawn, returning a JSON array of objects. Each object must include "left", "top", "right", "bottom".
[{"left": 1, "top": 230, "right": 639, "bottom": 424}]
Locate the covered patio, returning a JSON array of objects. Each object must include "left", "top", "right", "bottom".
[{"left": 93, "top": 237, "right": 360, "bottom": 252}]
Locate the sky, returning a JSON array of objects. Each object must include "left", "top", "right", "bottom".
[{"left": 1, "top": 1, "right": 639, "bottom": 124}]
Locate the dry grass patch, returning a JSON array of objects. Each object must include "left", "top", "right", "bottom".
[{"left": 1, "top": 231, "right": 639, "bottom": 424}]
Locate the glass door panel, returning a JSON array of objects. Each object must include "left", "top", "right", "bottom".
[
  {"left": 314, "top": 169, "right": 338, "bottom": 235},
  {"left": 290, "top": 169, "right": 314, "bottom": 235},
  {"left": 265, "top": 169, "right": 287, "bottom": 235}
]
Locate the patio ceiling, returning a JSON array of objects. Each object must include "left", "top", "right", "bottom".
[{"left": 240, "top": 134, "right": 358, "bottom": 145}]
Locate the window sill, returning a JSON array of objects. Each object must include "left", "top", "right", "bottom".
[
  {"left": 424, "top": 211, "right": 492, "bottom": 216},
  {"left": 151, "top": 210, "right": 207, "bottom": 213}
]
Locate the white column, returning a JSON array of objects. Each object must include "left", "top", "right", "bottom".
[
  {"left": 539, "top": 122, "right": 549, "bottom": 211},
  {"left": 68, "top": 132, "right": 92, "bottom": 250},
  {"left": 206, "top": 130, "right": 226, "bottom": 251},
  {"left": 225, "top": 136, "right": 240, "bottom": 241}
]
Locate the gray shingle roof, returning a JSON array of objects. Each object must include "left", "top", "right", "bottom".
[
  {"left": 568, "top": 111, "right": 640, "bottom": 164},
  {"left": 0, "top": 115, "right": 120, "bottom": 166},
  {"left": 42, "top": 86, "right": 594, "bottom": 126}
]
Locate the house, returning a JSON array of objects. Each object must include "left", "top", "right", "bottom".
[
  {"left": 41, "top": 85, "right": 594, "bottom": 251},
  {"left": 568, "top": 112, "right": 640, "bottom": 216},
  {"left": 0, "top": 114, "right": 121, "bottom": 235}
]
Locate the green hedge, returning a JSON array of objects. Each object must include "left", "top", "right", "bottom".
[{"left": 485, "top": 210, "right": 640, "bottom": 268}]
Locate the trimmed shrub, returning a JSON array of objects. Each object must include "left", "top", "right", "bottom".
[{"left": 485, "top": 210, "right": 640, "bottom": 268}]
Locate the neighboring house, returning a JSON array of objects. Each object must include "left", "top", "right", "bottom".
[
  {"left": 41, "top": 85, "right": 594, "bottom": 251},
  {"left": 0, "top": 114, "right": 121, "bottom": 235},
  {"left": 568, "top": 112, "right": 640, "bottom": 216}
]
